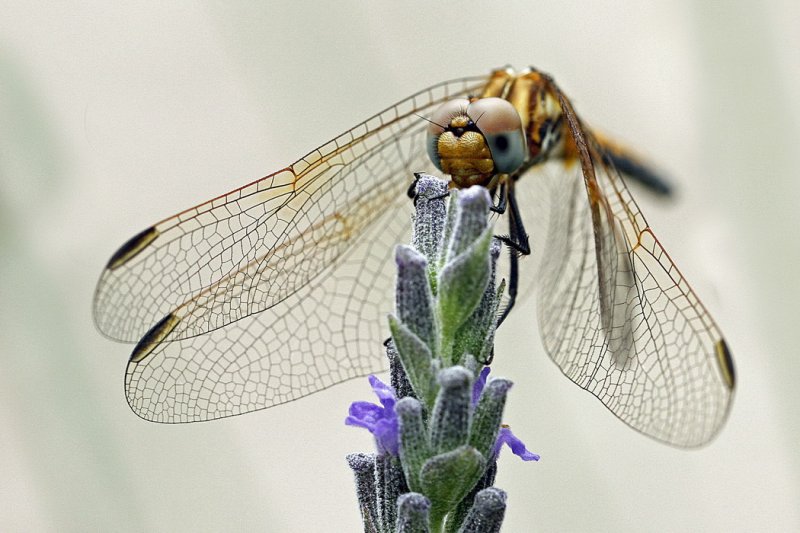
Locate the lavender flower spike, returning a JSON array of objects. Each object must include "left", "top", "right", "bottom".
[{"left": 345, "top": 175, "right": 540, "bottom": 532}]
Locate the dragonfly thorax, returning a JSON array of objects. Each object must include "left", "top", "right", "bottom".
[{"left": 426, "top": 97, "right": 526, "bottom": 188}]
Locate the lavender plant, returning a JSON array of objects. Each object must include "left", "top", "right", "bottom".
[{"left": 346, "top": 175, "right": 538, "bottom": 533}]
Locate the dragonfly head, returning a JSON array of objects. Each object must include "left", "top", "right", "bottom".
[{"left": 426, "top": 97, "right": 526, "bottom": 188}]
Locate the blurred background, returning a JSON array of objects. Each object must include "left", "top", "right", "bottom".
[{"left": 1, "top": 1, "right": 798, "bottom": 531}]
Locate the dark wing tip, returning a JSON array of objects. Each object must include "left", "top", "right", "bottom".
[
  {"left": 715, "top": 339, "right": 736, "bottom": 390},
  {"left": 106, "top": 226, "right": 160, "bottom": 270},
  {"left": 129, "top": 313, "right": 181, "bottom": 363}
]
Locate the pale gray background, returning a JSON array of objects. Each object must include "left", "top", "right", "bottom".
[{"left": 1, "top": 1, "right": 798, "bottom": 531}]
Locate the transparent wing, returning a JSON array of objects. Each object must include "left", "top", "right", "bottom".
[
  {"left": 124, "top": 177, "right": 413, "bottom": 422},
  {"left": 96, "top": 75, "right": 491, "bottom": 422},
  {"left": 516, "top": 91, "right": 735, "bottom": 447},
  {"left": 93, "top": 75, "right": 489, "bottom": 346}
]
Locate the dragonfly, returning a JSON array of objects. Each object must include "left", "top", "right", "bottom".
[{"left": 93, "top": 66, "right": 735, "bottom": 447}]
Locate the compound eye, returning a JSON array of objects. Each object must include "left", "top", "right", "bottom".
[
  {"left": 426, "top": 99, "right": 471, "bottom": 170},
  {"left": 467, "top": 97, "right": 526, "bottom": 173}
]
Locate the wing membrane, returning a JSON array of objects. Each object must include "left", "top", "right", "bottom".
[
  {"left": 93, "top": 75, "right": 489, "bottom": 344},
  {"left": 517, "top": 90, "right": 734, "bottom": 447},
  {"left": 124, "top": 175, "right": 414, "bottom": 422}
]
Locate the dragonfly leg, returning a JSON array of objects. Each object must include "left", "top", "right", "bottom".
[
  {"left": 497, "top": 184, "right": 531, "bottom": 326},
  {"left": 490, "top": 180, "right": 508, "bottom": 214},
  {"left": 406, "top": 172, "right": 423, "bottom": 199},
  {"left": 496, "top": 181, "right": 531, "bottom": 256},
  {"left": 408, "top": 172, "right": 450, "bottom": 205}
]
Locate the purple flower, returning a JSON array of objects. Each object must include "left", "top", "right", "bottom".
[
  {"left": 493, "top": 426, "right": 540, "bottom": 462},
  {"left": 345, "top": 375, "right": 399, "bottom": 455},
  {"left": 473, "top": 366, "right": 540, "bottom": 462},
  {"left": 472, "top": 366, "right": 491, "bottom": 405}
]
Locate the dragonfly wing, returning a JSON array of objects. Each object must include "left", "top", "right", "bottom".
[
  {"left": 125, "top": 178, "right": 415, "bottom": 422},
  {"left": 93, "top": 75, "right": 489, "bottom": 344},
  {"left": 515, "top": 91, "right": 735, "bottom": 447}
]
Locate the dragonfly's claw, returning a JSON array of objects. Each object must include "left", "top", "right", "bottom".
[{"left": 408, "top": 173, "right": 450, "bottom": 206}]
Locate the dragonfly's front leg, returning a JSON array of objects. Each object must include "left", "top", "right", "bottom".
[
  {"left": 490, "top": 180, "right": 508, "bottom": 214},
  {"left": 407, "top": 172, "right": 450, "bottom": 205},
  {"left": 487, "top": 173, "right": 510, "bottom": 214},
  {"left": 496, "top": 182, "right": 531, "bottom": 327}
]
